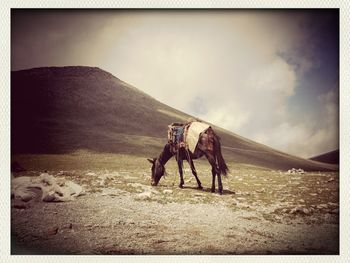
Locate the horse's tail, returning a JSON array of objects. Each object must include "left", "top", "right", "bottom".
[{"left": 213, "top": 133, "right": 229, "bottom": 176}]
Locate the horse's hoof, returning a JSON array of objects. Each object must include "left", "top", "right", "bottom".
[
  {"left": 179, "top": 184, "right": 184, "bottom": 188},
  {"left": 211, "top": 188, "right": 215, "bottom": 193},
  {"left": 197, "top": 185, "right": 203, "bottom": 190}
]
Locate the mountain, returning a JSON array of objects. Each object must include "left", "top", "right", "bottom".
[
  {"left": 11, "top": 66, "right": 337, "bottom": 171},
  {"left": 310, "top": 150, "right": 339, "bottom": 164}
]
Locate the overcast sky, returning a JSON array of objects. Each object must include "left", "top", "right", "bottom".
[{"left": 11, "top": 10, "right": 339, "bottom": 158}]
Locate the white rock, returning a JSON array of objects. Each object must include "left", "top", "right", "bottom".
[
  {"left": 327, "top": 202, "right": 339, "bottom": 206},
  {"left": 12, "top": 174, "right": 83, "bottom": 202},
  {"left": 316, "top": 204, "right": 328, "bottom": 209},
  {"left": 290, "top": 207, "right": 309, "bottom": 215},
  {"left": 137, "top": 191, "right": 152, "bottom": 200},
  {"left": 255, "top": 188, "right": 265, "bottom": 193},
  {"left": 286, "top": 168, "right": 305, "bottom": 175},
  {"left": 302, "top": 208, "right": 310, "bottom": 215}
]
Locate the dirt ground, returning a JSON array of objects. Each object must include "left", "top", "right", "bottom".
[{"left": 11, "top": 155, "right": 339, "bottom": 255}]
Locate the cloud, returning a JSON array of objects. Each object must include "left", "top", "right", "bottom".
[
  {"left": 93, "top": 12, "right": 337, "bottom": 158},
  {"left": 252, "top": 87, "right": 338, "bottom": 158},
  {"left": 11, "top": 10, "right": 338, "bottom": 158}
]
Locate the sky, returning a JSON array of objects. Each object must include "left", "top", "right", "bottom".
[{"left": 11, "top": 10, "right": 339, "bottom": 158}]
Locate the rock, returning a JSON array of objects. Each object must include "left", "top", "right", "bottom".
[
  {"left": 12, "top": 174, "right": 83, "bottom": 202},
  {"left": 327, "top": 178, "right": 335, "bottom": 182},
  {"left": 302, "top": 208, "right": 310, "bottom": 215},
  {"left": 255, "top": 188, "right": 265, "bottom": 193},
  {"left": 316, "top": 204, "right": 328, "bottom": 209},
  {"left": 327, "top": 202, "right": 339, "bottom": 206},
  {"left": 163, "top": 189, "right": 173, "bottom": 195},
  {"left": 42, "top": 192, "right": 61, "bottom": 202},
  {"left": 289, "top": 207, "right": 309, "bottom": 215},
  {"left": 286, "top": 168, "right": 305, "bottom": 174},
  {"left": 137, "top": 191, "right": 152, "bottom": 200},
  {"left": 47, "top": 227, "right": 59, "bottom": 235},
  {"left": 21, "top": 193, "right": 35, "bottom": 202},
  {"left": 12, "top": 202, "right": 29, "bottom": 209}
]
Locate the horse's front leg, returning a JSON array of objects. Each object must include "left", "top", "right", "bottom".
[{"left": 176, "top": 158, "right": 184, "bottom": 188}]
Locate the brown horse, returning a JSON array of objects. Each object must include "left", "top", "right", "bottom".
[{"left": 147, "top": 126, "right": 229, "bottom": 194}]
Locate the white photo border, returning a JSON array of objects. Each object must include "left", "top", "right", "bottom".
[{"left": 1, "top": 1, "right": 349, "bottom": 262}]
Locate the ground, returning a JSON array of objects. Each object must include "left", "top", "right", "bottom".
[{"left": 11, "top": 152, "right": 339, "bottom": 255}]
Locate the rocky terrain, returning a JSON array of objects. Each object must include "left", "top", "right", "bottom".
[{"left": 11, "top": 154, "right": 339, "bottom": 255}]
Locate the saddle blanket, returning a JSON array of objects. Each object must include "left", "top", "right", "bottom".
[{"left": 186, "top": 121, "right": 210, "bottom": 153}]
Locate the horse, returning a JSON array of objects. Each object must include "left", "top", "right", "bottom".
[{"left": 147, "top": 126, "right": 229, "bottom": 194}]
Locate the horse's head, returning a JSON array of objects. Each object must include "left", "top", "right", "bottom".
[{"left": 147, "top": 158, "right": 165, "bottom": 186}]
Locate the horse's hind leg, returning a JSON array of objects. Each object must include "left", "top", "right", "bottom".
[
  {"left": 205, "top": 153, "right": 223, "bottom": 194},
  {"left": 217, "top": 170, "right": 223, "bottom": 194},
  {"left": 211, "top": 167, "right": 216, "bottom": 193},
  {"left": 205, "top": 153, "right": 218, "bottom": 193},
  {"left": 188, "top": 158, "right": 202, "bottom": 189}
]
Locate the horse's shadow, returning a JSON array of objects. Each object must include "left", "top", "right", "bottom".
[
  {"left": 181, "top": 185, "right": 236, "bottom": 195},
  {"left": 156, "top": 183, "right": 236, "bottom": 195}
]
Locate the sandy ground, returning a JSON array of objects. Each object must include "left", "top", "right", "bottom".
[{"left": 11, "top": 167, "right": 339, "bottom": 255}]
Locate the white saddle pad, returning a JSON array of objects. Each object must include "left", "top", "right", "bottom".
[{"left": 185, "top": 121, "right": 210, "bottom": 153}]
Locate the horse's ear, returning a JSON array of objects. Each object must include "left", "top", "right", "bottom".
[{"left": 147, "top": 158, "right": 155, "bottom": 164}]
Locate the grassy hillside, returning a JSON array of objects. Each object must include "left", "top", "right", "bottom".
[
  {"left": 11, "top": 66, "right": 337, "bottom": 171},
  {"left": 310, "top": 150, "right": 339, "bottom": 164}
]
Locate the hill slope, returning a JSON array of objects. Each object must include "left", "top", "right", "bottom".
[
  {"left": 310, "top": 150, "right": 339, "bottom": 164},
  {"left": 11, "top": 66, "right": 337, "bottom": 171}
]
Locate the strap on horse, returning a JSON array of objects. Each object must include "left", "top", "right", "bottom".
[{"left": 168, "top": 122, "right": 194, "bottom": 168}]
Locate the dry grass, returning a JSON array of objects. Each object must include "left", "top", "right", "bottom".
[
  {"left": 12, "top": 151, "right": 339, "bottom": 222},
  {"left": 11, "top": 152, "right": 339, "bottom": 254}
]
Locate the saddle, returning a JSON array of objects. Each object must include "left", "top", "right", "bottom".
[
  {"left": 167, "top": 120, "right": 213, "bottom": 154},
  {"left": 167, "top": 122, "right": 188, "bottom": 153}
]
